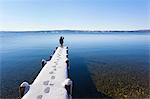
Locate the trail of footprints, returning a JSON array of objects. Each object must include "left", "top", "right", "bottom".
[{"left": 37, "top": 49, "right": 63, "bottom": 99}]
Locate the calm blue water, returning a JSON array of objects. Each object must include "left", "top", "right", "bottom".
[{"left": 0, "top": 32, "right": 149, "bottom": 98}]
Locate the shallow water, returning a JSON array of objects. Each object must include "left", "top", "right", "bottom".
[{"left": 0, "top": 31, "right": 149, "bottom": 98}]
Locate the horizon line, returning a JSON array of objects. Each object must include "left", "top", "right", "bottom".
[{"left": 0, "top": 29, "right": 150, "bottom": 32}]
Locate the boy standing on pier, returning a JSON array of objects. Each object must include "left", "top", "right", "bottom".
[{"left": 59, "top": 36, "right": 64, "bottom": 47}]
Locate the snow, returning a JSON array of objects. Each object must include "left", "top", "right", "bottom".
[
  {"left": 22, "top": 46, "right": 70, "bottom": 99},
  {"left": 62, "top": 79, "right": 72, "bottom": 87},
  {"left": 20, "top": 82, "right": 30, "bottom": 87}
]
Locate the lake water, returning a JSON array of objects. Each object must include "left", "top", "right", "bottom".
[{"left": 0, "top": 31, "right": 149, "bottom": 98}]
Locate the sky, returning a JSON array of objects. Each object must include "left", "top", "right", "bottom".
[{"left": 0, "top": 0, "right": 149, "bottom": 31}]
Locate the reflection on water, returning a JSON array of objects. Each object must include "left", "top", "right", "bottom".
[{"left": 0, "top": 32, "right": 149, "bottom": 98}]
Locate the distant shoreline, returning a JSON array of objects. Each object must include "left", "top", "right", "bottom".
[{"left": 0, "top": 29, "right": 150, "bottom": 33}]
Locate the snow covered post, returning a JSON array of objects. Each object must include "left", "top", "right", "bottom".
[
  {"left": 49, "top": 55, "right": 52, "bottom": 60},
  {"left": 62, "top": 78, "right": 73, "bottom": 97},
  {"left": 66, "top": 49, "right": 68, "bottom": 54},
  {"left": 41, "top": 59, "right": 47, "bottom": 67},
  {"left": 53, "top": 50, "right": 55, "bottom": 54},
  {"left": 19, "top": 82, "right": 30, "bottom": 99},
  {"left": 56, "top": 47, "right": 58, "bottom": 50},
  {"left": 66, "top": 59, "right": 69, "bottom": 67},
  {"left": 66, "top": 54, "right": 68, "bottom": 58}
]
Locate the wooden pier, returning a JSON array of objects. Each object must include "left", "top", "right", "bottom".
[{"left": 19, "top": 46, "right": 72, "bottom": 99}]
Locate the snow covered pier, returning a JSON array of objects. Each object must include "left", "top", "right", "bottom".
[{"left": 19, "top": 46, "right": 72, "bottom": 99}]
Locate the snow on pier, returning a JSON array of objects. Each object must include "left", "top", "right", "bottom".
[{"left": 20, "top": 46, "right": 72, "bottom": 99}]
